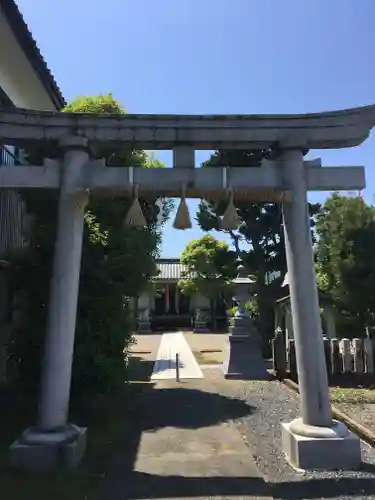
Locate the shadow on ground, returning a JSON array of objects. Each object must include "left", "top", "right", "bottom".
[
  {"left": 272, "top": 469, "right": 375, "bottom": 499},
  {"left": 128, "top": 356, "right": 189, "bottom": 379},
  {"left": 97, "top": 380, "right": 261, "bottom": 499},
  {"left": 150, "top": 358, "right": 184, "bottom": 374},
  {"left": 101, "top": 472, "right": 375, "bottom": 499},
  {"left": 328, "top": 373, "right": 375, "bottom": 390},
  {"left": 97, "top": 365, "right": 375, "bottom": 500},
  {"left": 287, "top": 372, "right": 375, "bottom": 390},
  {"left": 3, "top": 356, "right": 375, "bottom": 499},
  {"left": 127, "top": 356, "right": 155, "bottom": 381},
  {"left": 143, "top": 385, "right": 255, "bottom": 431}
]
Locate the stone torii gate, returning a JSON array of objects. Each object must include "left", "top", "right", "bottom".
[{"left": 1, "top": 105, "right": 374, "bottom": 472}]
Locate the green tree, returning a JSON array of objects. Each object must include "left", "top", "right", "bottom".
[
  {"left": 8, "top": 94, "right": 171, "bottom": 399},
  {"left": 197, "top": 150, "right": 320, "bottom": 345},
  {"left": 178, "top": 235, "right": 237, "bottom": 329},
  {"left": 315, "top": 193, "right": 375, "bottom": 337}
]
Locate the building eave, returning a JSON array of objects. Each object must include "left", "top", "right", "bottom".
[
  {"left": 154, "top": 258, "right": 192, "bottom": 281},
  {"left": 0, "top": 0, "right": 66, "bottom": 110},
  {"left": 152, "top": 278, "right": 179, "bottom": 283}
]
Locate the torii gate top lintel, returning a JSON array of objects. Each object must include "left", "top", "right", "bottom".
[{"left": 1, "top": 104, "right": 375, "bottom": 150}]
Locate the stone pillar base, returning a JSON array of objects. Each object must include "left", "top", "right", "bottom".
[
  {"left": 193, "top": 321, "right": 210, "bottom": 333},
  {"left": 229, "top": 327, "right": 253, "bottom": 341},
  {"left": 223, "top": 336, "right": 269, "bottom": 380},
  {"left": 9, "top": 424, "right": 87, "bottom": 472},
  {"left": 137, "top": 320, "right": 151, "bottom": 333},
  {"left": 282, "top": 418, "right": 361, "bottom": 470},
  {"left": 229, "top": 316, "right": 257, "bottom": 341}
]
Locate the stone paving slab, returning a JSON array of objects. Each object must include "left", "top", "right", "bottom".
[
  {"left": 99, "top": 377, "right": 274, "bottom": 499},
  {"left": 151, "top": 332, "right": 203, "bottom": 380}
]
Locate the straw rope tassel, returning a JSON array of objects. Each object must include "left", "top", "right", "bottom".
[
  {"left": 125, "top": 184, "right": 147, "bottom": 227},
  {"left": 173, "top": 185, "right": 192, "bottom": 230},
  {"left": 220, "top": 189, "right": 240, "bottom": 230}
]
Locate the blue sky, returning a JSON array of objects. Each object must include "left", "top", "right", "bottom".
[{"left": 18, "top": 0, "right": 375, "bottom": 256}]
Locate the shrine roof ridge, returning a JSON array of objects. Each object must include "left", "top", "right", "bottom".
[{"left": 1, "top": 104, "right": 375, "bottom": 150}]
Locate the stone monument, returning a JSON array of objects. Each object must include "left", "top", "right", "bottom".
[
  {"left": 193, "top": 308, "right": 210, "bottom": 333},
  {"left": 229, "top": 262, "right": 257, "bottom": 340},
  {"left": 137, "top": 307, "right": 151, "bottom": 333},
  {"left": 223, "top": 262, "right": 269, "bottom": 380}
]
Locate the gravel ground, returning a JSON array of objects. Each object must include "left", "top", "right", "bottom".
[
  {"left": 208, "top": 373, "right": 375, "bottom": 499},
  {"left": 335, "top": 402, "right": 375, "bottom": 433}
]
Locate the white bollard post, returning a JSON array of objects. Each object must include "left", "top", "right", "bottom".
[{"left": 176, "top": 352, "right": 180, "bottom": 382}]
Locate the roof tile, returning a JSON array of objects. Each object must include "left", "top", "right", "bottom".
[
  {"left": 154, "top": 259, "right": 190, "bottom": 281},
  {"left": 1, "top": 0, "right": 66, "bottom": 109}
]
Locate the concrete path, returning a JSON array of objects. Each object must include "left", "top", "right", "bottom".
[
  {"left": 151, "top": 331, "right": 203, "bottom": 381},
  {"left": 100, "top": 376, "right": 274, "bottom": 499}
]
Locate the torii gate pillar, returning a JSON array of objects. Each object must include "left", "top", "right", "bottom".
[
  {"left": 10, "top": 137, "right": 89, "bottom": 472},
  {"left": 279, "top": 147, "right": 361, "bottom": 470}
]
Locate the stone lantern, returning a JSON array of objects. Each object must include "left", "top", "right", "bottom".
[
  {"left": 230, "top": 263, "right": 257, "bottom": 340},
  {"left": 223, "top": 261, "right": 269, "bottom": 380}
]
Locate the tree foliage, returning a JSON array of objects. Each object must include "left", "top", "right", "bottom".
[
  {"left": 315, "top": 193, "right": 375, "bottom": 336},
  {"left": 197, "top": 150, "right": 320, "bottom": 344},
  {"left": 178, "top": 235, "right": 237, "bottom": 326},
  {"left": 8, "top": 94, "right": 170, "bottom": 399}
]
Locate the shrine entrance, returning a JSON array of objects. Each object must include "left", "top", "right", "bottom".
[
  {"left": 153, "top": 282, "right": 191, "bottom": 330},
  {"left": 153, "top": 284, "right": 191, "bottom": 316},
  {"left": 0, "top": 105, "right": 373, "bottom": 472}
]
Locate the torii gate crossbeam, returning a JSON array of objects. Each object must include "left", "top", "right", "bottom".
[{"left": 0, "top": 161, "right": 365, "bottom": 196}]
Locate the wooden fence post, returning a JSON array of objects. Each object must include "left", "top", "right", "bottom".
[
  {"left": 323, "top": 337, "right": 332, "bottom": 375},
  {"left": 272, "top": 327, "right": 286, "bottom": 377},
  {"left": 341, "top": 338, "right": 352, "bottom": 373},
  {"left": 288, "top": 339, "right": 297, "bottom": 380},
  {"left": 330, "top": 338, "right": 341, "bottom": 375},
  {"left": 353, "top": 338, "right": 364, "bottom": 374},
  {"left": 364, "top": 338, "right": 374, "bottom": 374}
]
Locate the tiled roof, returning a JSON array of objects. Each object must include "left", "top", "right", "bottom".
[
  {"left": 0, "top": 0, "right": 66, "bottom": 109},
  {"left": 154, "top": 259, "right": 189, "bottom": 281}
]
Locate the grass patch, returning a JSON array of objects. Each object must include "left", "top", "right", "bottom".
[
  {"left": 0, "top": 360, "right": 150, "bottom": 500},
  {"left": 330, "top": 386, "right": 375, "bottom": 404}
]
